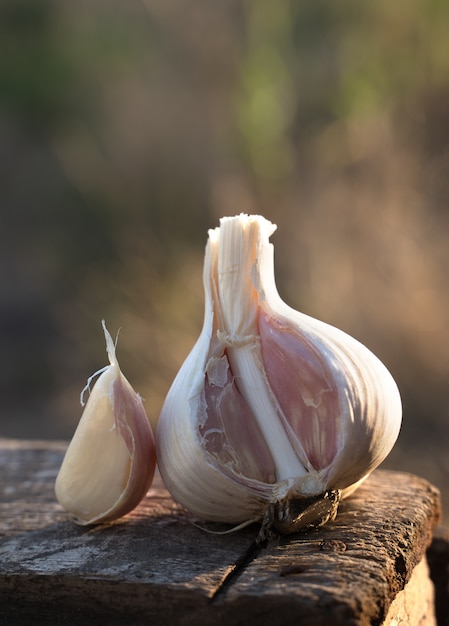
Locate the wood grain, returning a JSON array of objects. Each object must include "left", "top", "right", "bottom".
[{"left": 0, "top": 438, "right": 443, "bottom": 625}]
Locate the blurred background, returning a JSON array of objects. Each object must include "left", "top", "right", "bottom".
[{"left": 1, "top": 0, "right": 448, "bottom": 524}]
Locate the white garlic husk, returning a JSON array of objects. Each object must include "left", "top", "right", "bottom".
[
  {"left": 55, "top": 321, "right": 156, "bottom": 525},
  {"left": 156, "top": 214, "right": 402, "bottom": 539}
]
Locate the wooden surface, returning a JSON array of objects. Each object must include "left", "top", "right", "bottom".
[{"left": 0, "top": 438, "right": 445, "bottom": 626}]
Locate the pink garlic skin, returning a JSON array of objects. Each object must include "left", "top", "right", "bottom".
[
  {"left": 256, "top": 307, "right": 387, "bottom": 492},
  {"left": 104, "top": 368, "right": 156, "bottom": 522},
  {"left": 156, "top": 215, "right": 402, "bottom": 528},
  {"left": 202, "top": 354, "right": 276, "bottom": 485}
]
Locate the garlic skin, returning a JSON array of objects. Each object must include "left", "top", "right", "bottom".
[
  {"left": 55, "top": 321, "right": 156, "bottom": 525},
  {"left": 156, "top": 214, "right": 402, "bottom": 537}
]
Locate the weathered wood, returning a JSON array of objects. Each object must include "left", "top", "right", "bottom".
[{"left": 0, "top": 438, "right": 443, "bottom": 625}]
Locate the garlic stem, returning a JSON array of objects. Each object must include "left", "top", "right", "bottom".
[
  {"left": 213, "top": 215, "right": 307, "bottom": 482},
  {"left": 226, "top": 341, "right": 308, "bottom": 481}
]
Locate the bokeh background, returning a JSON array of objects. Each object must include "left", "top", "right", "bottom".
[{"left": 1, "top": 0, "right": 448, "bottom": 525}]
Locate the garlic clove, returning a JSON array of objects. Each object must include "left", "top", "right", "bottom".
[
  {"left": 156, "top": 214, "right": 402, "bottom": 537},
  {"left": 55, "top": 321, "right": 156, "bottom": 525}
]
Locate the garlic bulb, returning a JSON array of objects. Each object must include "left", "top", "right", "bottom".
[
  {"left": 156, "top": 214, "right": 402, "bottom": 538},
  {"left": 55, "top": 321, "right": 156, "bottom": 525}
]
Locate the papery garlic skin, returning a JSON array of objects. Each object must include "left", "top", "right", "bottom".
[
  {"left": 55, "top": 322, "right": 156, "bottom": 525},
  {"left": 156, "top": 214, "right": 402, "bottom": 536}
]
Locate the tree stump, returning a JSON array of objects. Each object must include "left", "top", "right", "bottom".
[{"left": 0, "top": 438, "right": 446, "bottom": 625}]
